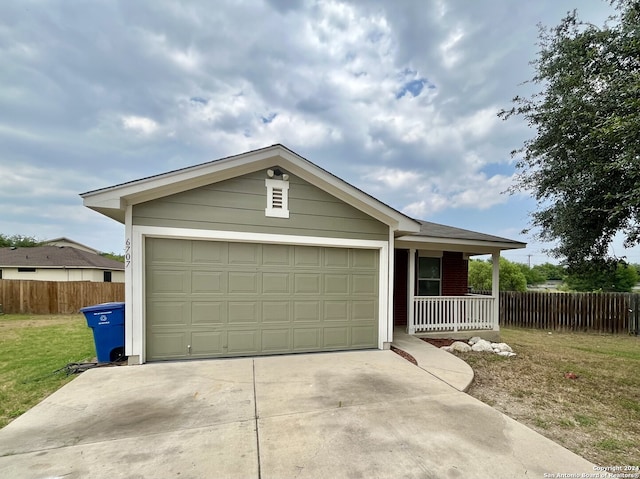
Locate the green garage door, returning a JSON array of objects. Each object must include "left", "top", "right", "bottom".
[{"left": 145, "top": 238, "right": 379, "bottom": 361}]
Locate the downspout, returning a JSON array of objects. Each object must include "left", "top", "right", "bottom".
[{"left": 387, "top": 227, "right": 395, "bottom": 345}]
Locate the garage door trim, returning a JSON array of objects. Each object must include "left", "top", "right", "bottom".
[{"left": 127, "top": 225, "right": 390, "bottom": 363}]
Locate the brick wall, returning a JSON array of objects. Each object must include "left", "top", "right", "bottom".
[{"left": 441, "top": 251, "right": 468, "bottom": 296}]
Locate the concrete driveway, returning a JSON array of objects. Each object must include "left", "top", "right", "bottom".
[{"left": 0, "top": 350, "right": 594, "bottom": 478}]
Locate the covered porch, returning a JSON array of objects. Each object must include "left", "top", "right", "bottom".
[{"left": 393, "top": 221, "right": 526, "bottom": 338}]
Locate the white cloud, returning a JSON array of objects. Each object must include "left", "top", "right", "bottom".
[
  {"left": 121, "top": 115, "right": 159, "bottom": 135},
  {"left": 0, "top": 0, "right": 617, "bottom": 261},
  {"left": 364, "top": 167, "right": 422, "bottom": 190}
]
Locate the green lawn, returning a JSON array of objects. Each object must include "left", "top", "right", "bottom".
[{"left": 0, "top": 314, "right": 95, "bottom": 429}]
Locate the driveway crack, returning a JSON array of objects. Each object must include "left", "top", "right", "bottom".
[{"left": 252, "top": 359, "right": 262, "bottom": 479}]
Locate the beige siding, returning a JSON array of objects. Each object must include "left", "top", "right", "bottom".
[
  {"left": 0, "top": 268, "right": 124, "bottom": 282},
  {"left": 133, "top": 170, "right": 388, "bottom": 240}
]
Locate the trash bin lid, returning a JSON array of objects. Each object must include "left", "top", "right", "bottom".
[{"left": 80, "top": 302, "right": 125, "bottom": 313}]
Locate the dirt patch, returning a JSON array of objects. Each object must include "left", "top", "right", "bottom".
[
  {"left": 420, "top": 337, "right": 457, "bottom": 348},
  {"left": 390, "top": 346, "right": 417, "bottom": 365}
]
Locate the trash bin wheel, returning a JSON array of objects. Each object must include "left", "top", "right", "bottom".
[{"left": 110, "top": 347, "right": 125, "bottom": 362}]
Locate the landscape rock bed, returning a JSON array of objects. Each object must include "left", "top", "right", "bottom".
[{"left": 422, "top": 337, "right": 516, "bottom": 357}]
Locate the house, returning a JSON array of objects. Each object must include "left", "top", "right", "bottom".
[
  {"left": 0, "top": 242, "right": 124, "bottom": 283},
  {"left": 43, "top": 237, "right": 101, "bottom": 254},
  {"left": 81, "top": 144, "right": 525, "bottom": 364}
]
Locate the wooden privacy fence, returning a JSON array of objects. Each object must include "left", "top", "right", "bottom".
[
  {"left": 498, "top": 291, "right": 640, "bottom": 334},
  {"left": 0, "top": 280, "right": 125, "bottom": 315}
]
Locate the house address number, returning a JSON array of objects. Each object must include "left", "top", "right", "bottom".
[{"left": 125, "top": 238, "right": 131, "bottom": 268}]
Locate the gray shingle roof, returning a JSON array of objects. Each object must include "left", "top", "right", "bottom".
[
  {"left": 415, "top": 220, "right": 526, "bottom": 245},
  {"left": 0, "top": 246, "right": 124, "bottom": 270}
]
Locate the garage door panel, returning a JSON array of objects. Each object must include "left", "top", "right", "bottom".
[
  {"left": 352, "top": 274, "right": 377, "bottom": 295},
  {"left": 324, "top": 301, "right": 348, "bottom": 321},
  {"left": 147, "top": 301, "right": 189, "bottom": 326},
  {"left": 293, "top": 328, "right": 322, "bottom": 350},
  {"left": 352, "top": 301, "right": 376, "bottom": 321},
  {"left": 148, "top": 238, "right": 190, "bottom": 263},
  {"left": 192, "top": 302, "right": 226, "bottom": 325},
  {"left": 149, "top": 270, "right": 190, "bottom": 294},
  {"left": 191, "top": 331, "right": 224, "bottom": 356},
  {"left": 191, "top": 240, "right": 226, "bottom": 264},
  {"left": 294, "top": 301, "right": 320, "bottom": 322},
  {"left": 261, "top": 329, "right": 291, "bottom": 352},
  {"left": 228, "top": 302, "right": 259, "bottom": 324},
  {"left": 294, "top": 246, "right": 320, "bottom": 267},
  {"left": 294, "top": 274, "right": 321, "bottom": 294},
  {"left": 352, "top": 249, "right": 377, "bottom": 269},
  {"left": 228, "top": 272, "right": 258, "bottom": 293},
  {"left": 146, "top": 238, "right": 379, "bottom": 361},
  {"left": 262, "top": 244, "right": 291, "bottom": 266},
  {"left": 191, "top": 271, "right": 225, "bottom": 294},
  {"left": 351, "top": 325, "right": 377, "bottom": 347},
  {"left": 262, "top": 301, "right": 290, "bottom": 323},
  {"left": 262, "top": 272, "right": 290, "bottom": 294},
  {"left": 228, "top": 243, "right": 259, "bottom": 265},
  {"left": 148, "top": 332, "right": 188, "bottom": 359},
  {"left": 323, "top": 327, "right": 349, "bottom": 348},
  {"left": 325, "top": 274, "right": 349, "bottom": 294},
  {"left": 227, "top": 330, "right": 259, "bottom": 354},
  {"left": 324, "top": 248, "right": 349, "bottom": 268}
]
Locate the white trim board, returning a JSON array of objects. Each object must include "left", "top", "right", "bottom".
[{"left": 130, "top": 225, "right": 390, "bottom": 363}]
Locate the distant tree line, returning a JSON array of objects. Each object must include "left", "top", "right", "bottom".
[
  {"left": 0, "top": 233, "right": 124, "bottom": 263},
  {"left": 0, "top": 234, "right": 40, "bottom": 248},
  {"left": 469, "top": 258, "right": 639, "bottom": 293}
]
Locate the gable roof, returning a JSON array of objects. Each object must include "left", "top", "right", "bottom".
[
  {"left": 43, "top": 237, "right": 100, "bottom": 254},
  {"left": 80, "top": 143, "right": 526, "bottom": 252},
  {"left": 81, "top": 144, "right": 421, "bottom": 234},
  {"left": 0, "top": 246, "right": 124, "bottom": 270}
]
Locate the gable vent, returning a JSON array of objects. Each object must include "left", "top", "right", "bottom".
[
  {"left": 265, "top": 178, "right": 289, "bottom": 218},
  {"left": 272, "top": 187, "right": 283, "bottom": 208}
]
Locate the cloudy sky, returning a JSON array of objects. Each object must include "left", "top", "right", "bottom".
[{"left": 0, "top": 0, "right": 627, "bottom": 264}]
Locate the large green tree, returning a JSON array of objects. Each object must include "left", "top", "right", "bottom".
[
  {"left": 500, "top": 0, "right": 640, "bottom": 267},
  {"left": 468, "top": 258, "right": 527, "bottom": 292}
]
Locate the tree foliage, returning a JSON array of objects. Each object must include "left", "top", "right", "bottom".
[
  {"left": 565, "top": 261, "right": 638, "bottom": 292},
  {"left": 500, "top": 0, "right": 640, "bottom": 267},
  {"left": 516, "top": 263, "right": 546, "bottom": 285},
  {"left": 0, "top": 234, "right": 40, "bottom": 248},
  {"left": 468, "top": 258, "right": 527, "bottom": 292},
  {"left": 100, "top": 252, "right": 125, "bottom": 262}
]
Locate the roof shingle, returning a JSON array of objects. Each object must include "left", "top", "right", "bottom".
[{"left": 0, "top": 246, "right": 124, "bottom": 270}]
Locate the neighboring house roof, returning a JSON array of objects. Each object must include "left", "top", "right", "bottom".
[
  {"left": 81, "top": 144, "right": 421, "bottom": 234},
  {"left": 43, "top": 237, "right": 100, "bottom": 254},
  {"left": 0, "top": 246, "right": 124, "bottom": 270}
]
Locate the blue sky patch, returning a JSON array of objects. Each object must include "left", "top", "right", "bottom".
[{"left": 261, "top": 112, "right": 277, "bottom": 124}]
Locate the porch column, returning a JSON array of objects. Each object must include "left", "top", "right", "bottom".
[
  {"left": 407, "top": 248, "right": 416, "bottom": 334},
  {"left": 491, "top": 251, "right": 500, "bottom": 331}
]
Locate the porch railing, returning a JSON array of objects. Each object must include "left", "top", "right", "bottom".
[{"left": 410, "top": 295, "right": 496, "bottom": 333}]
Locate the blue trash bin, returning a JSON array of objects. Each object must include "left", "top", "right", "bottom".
[{"left": 80, "top": 302, "right": 126, "bottom": 363}]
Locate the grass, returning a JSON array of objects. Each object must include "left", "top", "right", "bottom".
[
  {"left": 460, "top": 327, "right": 640, "bottom": 466},
  {"left": 0, "top": 314, "right": 95, "bottom": 429}
]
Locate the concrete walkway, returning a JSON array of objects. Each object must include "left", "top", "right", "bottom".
[
  {"left": 0, "top": 350, "right": 595, "bottom": 478},
  {"left": 391, "top": 328, "right": 474, "bottom": 392}
]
